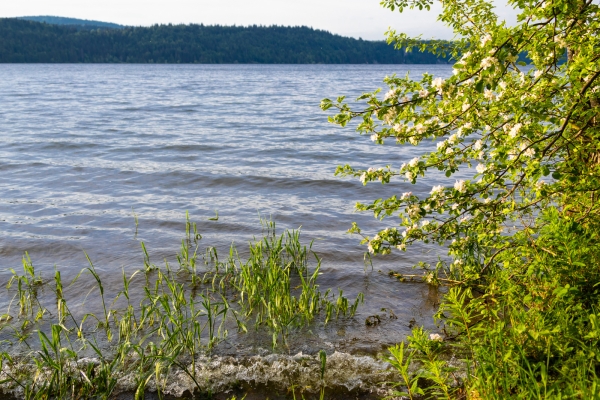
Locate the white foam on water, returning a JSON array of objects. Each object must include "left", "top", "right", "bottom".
[{"left": 1, "top": 351, "right": 400, "bottom": 398}]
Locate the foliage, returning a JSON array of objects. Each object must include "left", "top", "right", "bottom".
[
  {"left": 323, "top": 0, "right": 600, "bottom": 396},
  {"left": 18, "top": 16, "right": 124, "bottom": 29},
  {"left": 0, "top": 18, "right": 450, "bottom": 64}
]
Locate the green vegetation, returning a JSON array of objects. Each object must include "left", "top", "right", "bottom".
[
  {"left": 0, "top": 217, "right": 362, "bottom": 398},
  {"left": 17, "top": 16, "right": 124, "bottom": 29},
  {"left": 324, "top": 0, "right": 600, "bottom": 397},
  {"left": 0, "top": 18, "right": 449, "bottom": 64}
]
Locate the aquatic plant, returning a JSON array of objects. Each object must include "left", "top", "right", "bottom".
[{"left": 0, "top": 216, "right": 362, "bottom": 399}]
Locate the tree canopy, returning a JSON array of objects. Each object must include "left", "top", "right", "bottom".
[
  {"left": 324, "top": 0, "right": 599, "bottom": 278},
  {"left": 323, "top": 0, "right": 600, "bottom": 396}
]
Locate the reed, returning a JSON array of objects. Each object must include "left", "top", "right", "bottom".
[
  {"left": 0, "top": 216, "right": 362, "bottom": 399},
  {"left": 231, "top": 220, "right": 363, "bottom": 346}
]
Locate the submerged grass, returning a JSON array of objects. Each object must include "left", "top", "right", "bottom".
[{"left": 0, "top": 216, "right": 363, "bottom": 399}]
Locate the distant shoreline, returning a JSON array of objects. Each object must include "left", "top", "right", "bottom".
[{"left": 0, "top": 18, "right": 452, "bottom": 64}]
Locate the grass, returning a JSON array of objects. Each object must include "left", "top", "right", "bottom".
[
  {"left": 0, "top": 216, "right": 363, "bottom": 399},
  {"left": 384, "top": 208, "right": 600, "bottom": 399}
]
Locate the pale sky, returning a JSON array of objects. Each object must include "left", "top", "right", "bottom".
[{"left": 1, "top": 0, "right": 518, "bottom": 40}]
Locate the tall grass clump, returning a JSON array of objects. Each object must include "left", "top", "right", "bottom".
[
  {"left": 0, "top": 216, "right": 362, "bottom": 399},
  {"left": 384, "top": 208, "right": 600, "bottom": 399},
  {"left": 234, "top": 219, "right": 363, "bottom": 346}
]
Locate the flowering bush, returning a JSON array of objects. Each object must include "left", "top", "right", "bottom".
[
  {"left": 323, "top": 0, "right": 600, "bottom": 396},
  {"left": 322, "top": 0, "right": 600, "bottom": 286}
]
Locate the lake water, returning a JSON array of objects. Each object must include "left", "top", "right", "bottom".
[{"left": 0, "top": 64, "right": 456, "bottom": 396}]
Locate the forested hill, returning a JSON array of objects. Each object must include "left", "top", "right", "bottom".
[
  {"left": 0, "top": 18, "right": 450, "bottom": 64},
  {"left": 17, "top": 16, "right": 124, "bottom": 29}
]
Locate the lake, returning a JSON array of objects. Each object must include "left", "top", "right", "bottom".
[{"left": 0, "top": 64, "right": 456, "bottom": 396}]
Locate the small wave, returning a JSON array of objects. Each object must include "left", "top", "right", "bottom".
[{"left": 0, "top": 351, "right": 398, "bottom": 399}]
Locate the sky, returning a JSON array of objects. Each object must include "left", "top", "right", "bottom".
[{"left": 1, "top": 0, "right": 519, "bottom": 40}]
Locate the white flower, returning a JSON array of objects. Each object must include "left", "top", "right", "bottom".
[
  {"left": 462, "top": 103, "right": 470, "bottom": 112},
  {"left": 419, "top": 89, "right": 429, "bottom": 98},
  {"left": 367, "top": 242, "right": 375, "bottom": 254},
  {"left": 476, "top": 163, "right": 487, "bottom": 174},
  {"left": 448, "top": 133, "right": 458, "bottom": 144},
  {"left": 454, "top": 180, "right": 467, "bottom": 193},
  {"left": 393, "top": 123, "right": 404, "bottom": 133},
  {"left": 474, "top": 139, "right": 483, "bottom": 150},
  {"left": 524, "top": 147, "right": 536, "bottom": 157},
  {"left": 401, "top": 192, "right": 412, "bottom": 200},
  {"left": 402, "top": 230, "right": 408, "bottom": 237},
  {"left": 370, "top": 134, "right": 378, "bottom": 142},
  {"left": 396, "top": 244, "right": 406, "bottom": 251},
  {"left": 481, "top": 34, "right": 492, "bottom": 46},
  {"left": 409, "top": 137, "right": 418, "bottom": 145},
  {"left": 384, "top": 108, "right": 396, "bottom": 124},
  {"left": 384, "top": 89, "right": 396, "bottom": 101},
  {"left": 460, "top": 51, "right": 471, "bottom": 61},
  {"left": 534, "top": 70, "right": 543, "bottom": 79},
  {"left": 432, "top": 77, "right": 444, "bottom": 89},
  {"left": 480, "top": 57, "right": 496, "bottom": 69},
  {"left": 446, "top": 147, "right": 454, "bottom": 154},
  {"left": 407, "top": 204, "right": 421, "bottom": 217},
  {"left": 509, "top": 123, "right": 522, "bottom": 138},
  {"left": 408, "top": 157, "right": 419, "bottom": 167},
  {"left": 405, "top": 171, "right": 414, "bottom": 181},
  {"left": 414, "top": 123, "right": 426, "bottom": 134},
  {"left": 360, "top": 172, "right": 367, "bottom": 184},
  {"left": 478, "top": 151, "right": 485, "bottom": 160},
  {"left": 499, "top": 81, "right": 507, "bottom": 90},
  {"left": 402, "top": 96, "right": 410, "bottom": 102},
  {"left": 431, "top": 185, "right": 444, "bottom": 195},
  {"left": 437, "top": 140, "right": 447, "bottom": 150},
  {"left": 432, "top": 77, "right": 444, "bottom": 94},
  {"left": 368, "top": 167, "right": 375, "bottom": 173},
  {"left": 484, "top": 89, "right": 495, "bottom": 100},
  {"left": 421, "top": 220, "right": 430, "bottom": 227},
  {"left": 452, "top": 203, "right": 459, "bottom": 210},
  {"left": 430, "top": 333, "right": 443, "bottom": 342},
  {"left": 453, "top": 68, "right": 460, "bottom": 76}
]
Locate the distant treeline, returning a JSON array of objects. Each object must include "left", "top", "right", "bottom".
[
  {"left": 17, "top": 16, "right": 124, "bottom": 29},
  {"left": 0, "top": 18, "right": 451, "bottom": 64}
]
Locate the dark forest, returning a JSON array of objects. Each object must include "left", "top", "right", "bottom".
[{"left": 0, "top": 18, "right": 450, "bottom": 64}]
